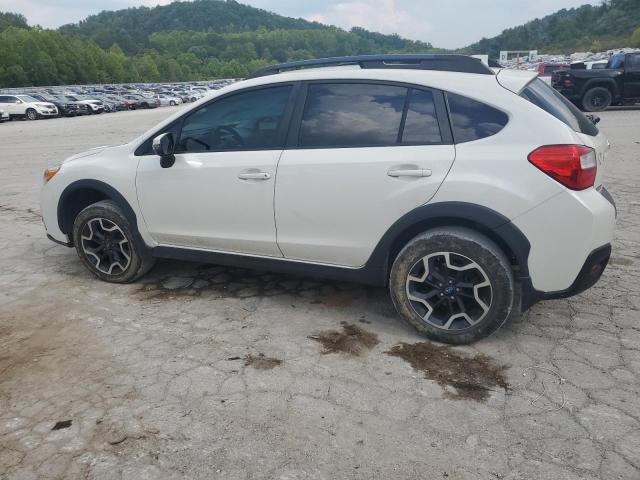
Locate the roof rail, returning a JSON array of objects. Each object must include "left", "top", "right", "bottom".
[{"left": 247, "top": 54, "right": 494, "bottom": 79}]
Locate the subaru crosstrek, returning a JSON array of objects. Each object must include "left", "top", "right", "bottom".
[{"left": 40, "top": 55, "right": 616, "bottom": 344}]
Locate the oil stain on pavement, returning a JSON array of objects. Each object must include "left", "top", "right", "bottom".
[
  {"left": 386, "top": 342, "right": 509, "bottom": 402},
  {"left": 309, "top": 322, "right": 380, "bottom": 356}
]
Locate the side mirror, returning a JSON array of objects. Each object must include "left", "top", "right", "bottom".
[
  {"left": 586, "top": 114, "right": 601, "bottom": 125},
  {"left": 152, "top": 132, "right": 176, "bottom": 168}
]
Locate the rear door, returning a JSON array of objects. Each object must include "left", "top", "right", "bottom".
[
  {"left": 275, "top": 81, "right": 455, "bottom": 267},
  {"left": 623, "top": 53, "right": 640, "bottom": 99}
]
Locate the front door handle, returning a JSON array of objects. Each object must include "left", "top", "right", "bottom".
[
  {"left": 387, "top": 168, "right": 432, "bottom": 178},
  {"left": 238, "top": 171, "right": 271, "bottom": 180}
]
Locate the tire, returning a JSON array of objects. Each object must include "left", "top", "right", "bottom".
[
  {"left": 141, "top": 102, "right": 149, "bottom": 109},
  {"left": 389, "top": 227, "right": 514, "bottom": 345},
  {"left": 72, "top": 200, "right": 155, "bottom": 283},
  {"left": 26, "top": 108, "right": 38, "bottom": 121},
  {"left": 169, "top": 100, "right": 176, "bottom": 106},
  {"left": 582, "top": 87, "right": 612, "bottom": 112}
]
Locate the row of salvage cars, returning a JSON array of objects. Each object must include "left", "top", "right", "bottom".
[{"left": 0, "top": 81, "right": 234, "bottom": 122}]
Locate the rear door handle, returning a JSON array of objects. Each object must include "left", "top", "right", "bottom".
[
  {"left": 238, "top": 171, "right": 271, "bottom": 180},
  {"left": 387, "top": 168, "right": 432, "bottom": 178}
]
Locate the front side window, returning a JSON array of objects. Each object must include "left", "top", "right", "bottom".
[
  {"left": 177, "top": 85, "right": 292, "bottom": 152},
  {"left": 299, "top": 83, "right": 406, "bottom": 148},
  {"left": 447, "top": 93, "right": 509, "bottom": 143}
]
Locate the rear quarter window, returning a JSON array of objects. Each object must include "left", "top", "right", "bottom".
[
  {"left": 520, "top": 78, "right": 598, "bottom": 136},
  {"left": 446, "top": 93, "right": 508, "bottom": 143}
]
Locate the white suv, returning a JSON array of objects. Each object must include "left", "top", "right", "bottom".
[
  {"left": 0, "top": 94, "right": 58, "bottom": 120},
  {"left": 40, "top": 55, "right": 616, "bottom": 344}
]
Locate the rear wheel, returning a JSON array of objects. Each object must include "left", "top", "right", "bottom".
[
  {"left": 26, "top": 108, "right": 38, "bottom": 120},
  {"left": 72, "top": 200, "right": 155, "bottom": 283},
  {"left": 582, "top": 87, "right": 612, "bottom": 112},
  {"left": 389, "top": 227, "right": 514, "bottom": 344}
]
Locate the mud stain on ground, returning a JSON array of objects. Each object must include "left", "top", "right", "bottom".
[
  {"left": 244, "top": 353, "right": 282, "bottom": 370},
  {"left": 309, "top": 322, "right": 380, "bottom": 356},
  {"left": 386, "top": 342, "right": 509, "bottom": 402}
]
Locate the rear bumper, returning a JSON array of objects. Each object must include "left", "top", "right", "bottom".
[{"left": 522, "top": 243, "right": 611, "bottom": 310}]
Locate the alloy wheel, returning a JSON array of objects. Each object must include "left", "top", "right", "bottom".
[
  {"left": 80, "top": 218, "right": 131, "bottom": 275},
  {"left": 405, "top": 251, "right": 492, "bottom": 331}
]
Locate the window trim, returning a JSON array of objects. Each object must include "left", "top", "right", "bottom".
[
  {"left": 135, "top": 81, "right": 299, "bottom": 156},
  {"left": 286, "top": 79, "right": 453, "bottom": 150}
]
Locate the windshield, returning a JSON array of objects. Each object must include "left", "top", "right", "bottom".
[
  {"left": 521, "top": 78, "right": 598, "bottom": 136},
  {"left": 17, "top": 95, "right": 40, "bottom": 103}
]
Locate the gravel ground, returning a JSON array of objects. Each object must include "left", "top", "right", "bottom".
[{"left": 0, "top": 107, "right": 639, "bottom": 480}]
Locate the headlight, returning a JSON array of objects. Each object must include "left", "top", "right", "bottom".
[{"left": 43, "top": 165, "right": 61, "bottom": 183}]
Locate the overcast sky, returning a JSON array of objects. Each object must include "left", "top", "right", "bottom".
[{"left": 1, "top": 0, "right": 599, "bottom": 48}]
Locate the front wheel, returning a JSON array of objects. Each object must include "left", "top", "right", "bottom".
[
  {"left": 169, "top": 100, "right": 176, "bottom": 106},
  {"left": 389, "top": 227, "right": 514, "bottom": 345},
  {"left": 582, "top": 87, "right": 612, "bottom": 112},
  {"left": 72, "top": 200, "right": 155, "bottom": 283},
  {"left": 26, "top": 108, "right": 38, "bottom": 120}
]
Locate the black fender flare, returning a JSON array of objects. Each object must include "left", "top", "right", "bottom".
[
  {"left": 364, "top": 201, "right": 532, "bottom": 284},
  {"left": 57, "top": 179, "right": 138, "bottom": 235},
  {"left": 580, "top": 78, "right": 619, "bottom": 98}
]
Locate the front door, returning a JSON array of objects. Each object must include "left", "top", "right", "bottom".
[
  {"left": 275, "top": 82, "right": 455, "bottom": 267},
  {"left": 136, "top": 84, "right": 294, "bottom": 257}
]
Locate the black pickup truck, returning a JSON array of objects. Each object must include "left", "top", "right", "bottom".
[{"left": 552, "top": 52, "right": 640, "bottom": 111}]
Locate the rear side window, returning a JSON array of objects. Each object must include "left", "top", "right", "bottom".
[
  {"left": 298, "top": 83, "right": 443, "bottom": 148},
  {"left": 627, "top": 54, "right": 640, "bottom": 70},
  {"left": 520, "top": 78, "right": 598, "bottom": 136},
  {"left": 299, "top": 83, "right": 406, "bottom": 147},
  {"left": 447, "top": 93, "right": 508, "bottom": 143}
]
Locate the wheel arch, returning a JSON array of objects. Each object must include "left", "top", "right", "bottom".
[
  {"left": 57, "top": 179, "right": 138, "bottom": 238},
  {"left": 366, "top": 202, "right": 531, "bottom": 285},
  {"left": 580, "top": 79, "right": 619, "bottom": 98}
]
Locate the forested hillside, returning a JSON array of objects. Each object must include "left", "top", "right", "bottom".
[
  {"left": 0, "top": 0, "right": 435, "bottom": 88},
  {"left": 59, "top": 0, "right": 324, "bottom": 54},
  {"left": 465, "top": 0, "right": 640, "bottom": 57},
  {"left": 2, "top": 0, "right": 639, "bottom": 88}
]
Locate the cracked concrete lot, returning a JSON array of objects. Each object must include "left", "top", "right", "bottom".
[{"left": 1, "top": 106, "right": 639, "bottom": 480}]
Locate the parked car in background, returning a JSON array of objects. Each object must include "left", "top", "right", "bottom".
[
  {"left": 553, "top": 51, "right": 640, "bottom": 111},
  {"left": 122, "top": 94, "right": 158, "bottom": 109},
  {"left": 0, "top": 94, "right": 58, "bottom": 120},
  {"left": 64, "top": 95, "right": 105, "bottom": 114},
  {"left": 537, "top": 63, "right": 569, "bottom": 84},
  {"left": 30, "top": 93, "right": 80, "bottom": 117},
  {"left": 40, "top": 55, "right": 615, "bottom": 345},
  {"left": 571, "top": 60, "right": 608, "bottom": 70},
  {"left": 0, "top": 108, "right": 9, "bottom": 123},
  {"left": 153, "top": 94, "right": 183, "bottom": 106}
]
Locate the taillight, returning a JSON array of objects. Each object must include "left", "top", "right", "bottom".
[{"left": 528, "top": 145, "right": 596, "bottom": 190}]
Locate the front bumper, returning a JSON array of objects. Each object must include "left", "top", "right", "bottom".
[{"left": 37, "top": 108, "right": 58, "bottom": 116}]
